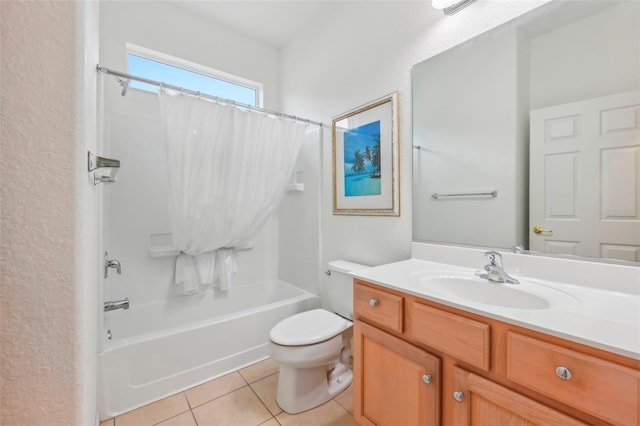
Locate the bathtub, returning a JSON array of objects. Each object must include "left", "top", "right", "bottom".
[{"left": 98, "top": 279, "right": 320, "bottom": 418}]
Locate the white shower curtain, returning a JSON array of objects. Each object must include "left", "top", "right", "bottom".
[{"left": 159, "top": 90, "right": 308, "bottom": 294}]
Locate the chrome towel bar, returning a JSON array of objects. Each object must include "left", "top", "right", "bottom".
[{"left": 431, "top": 190, "right": 497, "bottom": 199}]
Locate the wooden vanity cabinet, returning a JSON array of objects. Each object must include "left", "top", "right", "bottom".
[
  {"left": 353, "top": 279, "right": 640, "bottom": 426},
  {"left": 354, "top": 321, "right": 441, "bottom": 426},
  {"left": 451, "top": 367, "right": 587, "bottom": 425}
]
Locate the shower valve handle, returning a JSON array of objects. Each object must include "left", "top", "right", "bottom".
[{"left": 104, "top": 251, "right": 122, "bottom": 278}]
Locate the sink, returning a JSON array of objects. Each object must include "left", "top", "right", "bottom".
[{"left": 412, "top": 271, "right": 579, "bottom": 310}]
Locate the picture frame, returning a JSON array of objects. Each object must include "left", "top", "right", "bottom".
[{"left": 332, "top": 92, "right": 400, "bottom": 216}]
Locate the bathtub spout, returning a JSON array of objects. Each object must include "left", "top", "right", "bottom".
[{"left": 104, "top": 298, "right": 129, "bottom": 312}]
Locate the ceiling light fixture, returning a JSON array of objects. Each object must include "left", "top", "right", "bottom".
[{"left": 432, "top": 0, "right": 479, "bottom": 15}]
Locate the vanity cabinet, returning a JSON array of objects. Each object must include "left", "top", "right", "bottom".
[
  {"left": 353, "top": 279, "right": 640, "bottom": 426},
  {"left": 354, "top": 321, "right": 440, "bottom": 426},
  {"left": 451, "top": 367, "right": 587, "bottom": 425}
]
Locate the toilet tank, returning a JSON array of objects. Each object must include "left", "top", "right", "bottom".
[{"left": 326, "top": 260, "right": 369, "bottom": 320}]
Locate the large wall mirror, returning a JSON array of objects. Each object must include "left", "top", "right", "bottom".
[{"left": 412, "top": 0, "right": 640, "bottom": 264}]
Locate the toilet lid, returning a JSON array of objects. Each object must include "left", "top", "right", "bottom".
[{"left": 270, "top": 309, "right": 352, "bottom": 346}]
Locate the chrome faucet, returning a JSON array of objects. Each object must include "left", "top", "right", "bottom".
[
  {"left": 104, "top": 298, "right": 129, "bottom": 312},
  {"left": 480, "top": 251, "right": 519, "bottom": 284},
  {"left": 104, "top": 251, "right": 122, "bottom": 279}
]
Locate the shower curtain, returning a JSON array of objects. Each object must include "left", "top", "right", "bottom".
[{"left": 159, "top": 90, "right": 308, "bottom": 294}]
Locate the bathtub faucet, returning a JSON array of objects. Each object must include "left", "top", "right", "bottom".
[{"left": 104, "top": 298, "right": 129, "bottom": 312}]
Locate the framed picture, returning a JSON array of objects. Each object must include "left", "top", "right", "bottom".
[{"left": 332, "top": 92, "right": 400, "bottom": 216}]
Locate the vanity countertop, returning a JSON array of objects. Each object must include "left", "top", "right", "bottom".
[{"left": 351, "top": 257, "right": 640, "bottom": 361}]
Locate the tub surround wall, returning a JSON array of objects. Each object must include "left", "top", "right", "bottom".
[
  {"left": 99, "top": 1, "right": 321, "bottom": 306},
  {"left": 0, "top": 1, "right": 100, "bottom": 425},
  {"left": 100, "top": 88, "right": 281, "bottom": 305}
]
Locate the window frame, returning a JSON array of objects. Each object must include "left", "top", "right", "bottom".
[{"left": 126, "top": 43, "right": 264, "bottom": 107}]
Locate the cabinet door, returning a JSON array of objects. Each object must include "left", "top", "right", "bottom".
[
  {"left": 451, "top": 367, "right": 587, "bottom": 425},
  {"left": 354, "top": 320, "right": 440, "bottom": 426}
]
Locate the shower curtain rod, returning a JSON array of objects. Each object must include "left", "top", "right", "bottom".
[{"left": 96, "top": 65, "right": 323, "bottom": 127}]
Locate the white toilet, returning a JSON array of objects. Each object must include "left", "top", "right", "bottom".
[{"left": 269, "top": 260, "right": 367, "bottom": 414}]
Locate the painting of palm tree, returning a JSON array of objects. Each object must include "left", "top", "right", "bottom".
[{"left": 343, "top": 120, "right": 381, "bottom": 197}]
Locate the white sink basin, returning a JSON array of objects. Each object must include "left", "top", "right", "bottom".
[{"left": 412, "top": 271, "right": 579, "bottom": 310}]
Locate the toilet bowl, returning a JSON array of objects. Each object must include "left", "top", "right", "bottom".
[
  {"left": 268, "top": 260, "right": 367, "bottom": 414},
  {"left": 269, "top": 309, "right": 353, "bottom": 414}
]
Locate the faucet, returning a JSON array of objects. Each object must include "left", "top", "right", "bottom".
[
  {"left": 480, "top": 251, "right": 519, "bottom": 284},
  {"left": 104, "top": 251, "right": 122, "bottom": 279},
  {"left": 104, "top": 298, "right": 129, "bottom": 312}
]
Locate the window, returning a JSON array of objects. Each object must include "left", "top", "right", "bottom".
[{"left": 126, "top": 45, "right": 262, "bottom": 107}]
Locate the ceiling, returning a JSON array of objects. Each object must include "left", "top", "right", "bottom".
[{"left": 168, "top": 1, "right": 332, "bottom": 48}]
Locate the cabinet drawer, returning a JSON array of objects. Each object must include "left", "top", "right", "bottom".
[
  {"left": 354, "top": 282, "right": 403, "bottom": 333},
  {"left": 410, "top": 302, "right": 490, "bottom": 371},
  {"left": 506, "top": 332, "right": 639, "bottom": 426}
]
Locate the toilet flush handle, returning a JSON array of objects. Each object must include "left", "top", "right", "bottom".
[{"left": 369, "top": 298, "right": 378, "bottom": 307}]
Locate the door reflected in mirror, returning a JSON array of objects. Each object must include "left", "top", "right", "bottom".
[{"left": 412, "top": 0, "right": 640, "bottom": 264}]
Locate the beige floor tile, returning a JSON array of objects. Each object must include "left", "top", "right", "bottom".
[
  {"left": 276, "top": 400, "right": 356, "bottom": 426},
  {"left": 185, "top": 371, "right": 247, "bottom": 408},
  {"left": 239, "top": 358, "right": 280, "bottom": 384},
  {"left": 115, "top": 393, "right": 190, "bottom": 426},
  {"left": 250, "top": 372, "right": 282, "bottom": 416},
  {"left": 333, "top": 383, "right": 353, "bottom": 414},
  {"left": 100, "top": 419, "right": 114, "bottom": 426},
  {"left": 192, "top": 386, "right": 272, "bottom": 426},
  {"left": 258, "top": 419, "right": 280, "bottom": 426},
  {"left": 154, "top": 411, "right": 197, "bottom": 426}
]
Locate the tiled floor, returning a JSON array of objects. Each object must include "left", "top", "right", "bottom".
[{"left": 100, "top": 358, "right": 356, "bottom": 426}]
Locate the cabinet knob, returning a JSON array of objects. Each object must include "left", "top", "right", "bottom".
[
  {"left": 555, "top": 366, "right": 572, "bottom": 381},
  {"left": 453, "top": 391, "right": 464, "bottom": 402},
  {"left": 369, "top": 298, "right": 378, "bottom": 307},
  {"left": 422, "top": 374, "right": 432, "bottom": 384}
]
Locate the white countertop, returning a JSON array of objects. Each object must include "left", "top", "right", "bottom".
[{"left": 351, "top": 257, "right": 640, "bottom": 361}]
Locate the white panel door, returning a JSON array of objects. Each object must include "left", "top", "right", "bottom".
[{"left": 530, "top": 91, "right": 640, "bottom": 261}]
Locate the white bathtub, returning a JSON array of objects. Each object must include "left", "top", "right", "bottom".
[{"left": 98, "top": 279, "right": 319, "bottom": 418}]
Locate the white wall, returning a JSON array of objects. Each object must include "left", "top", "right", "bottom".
[
  {"left": 0, "top": 1, "right": 100, "bottom": 424},
  {"left": 99, "top": 2, "right": 321, "bottom": 306},
  {"left": 281, "top": 0, "right": 548, "bottom": 309},
  {"left": 100, "top": 1, "right": 281, "bottom": 111},
  {"left": 529, "top": 1, "right": 640, "bottom": 110}
]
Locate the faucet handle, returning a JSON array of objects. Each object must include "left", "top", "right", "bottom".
[
  {"left": 104, "top": 251, "right": 122, "bottom": 279},
  {"left": 482, "top": 251, "right": 503, "bottom": 267}
]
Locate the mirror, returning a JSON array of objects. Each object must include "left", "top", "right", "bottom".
[{"left": 412, "top": 0, "right": 640, "bottom": 263}]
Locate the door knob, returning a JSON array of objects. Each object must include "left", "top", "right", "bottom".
[{"left": 533, "top": 226, "right": 553, "bottom": 235}]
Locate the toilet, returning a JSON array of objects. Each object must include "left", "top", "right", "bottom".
[{"left": 269, "top": 260, "right": 367, "bottom": 414}]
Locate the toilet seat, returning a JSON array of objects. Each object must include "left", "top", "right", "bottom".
[{"left": 270, "top": 309, "right": 351, "bottom": 346}]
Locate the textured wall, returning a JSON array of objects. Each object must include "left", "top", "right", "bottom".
[{"left": 1, "top": 1, "right": 98, "bottom": 424}]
